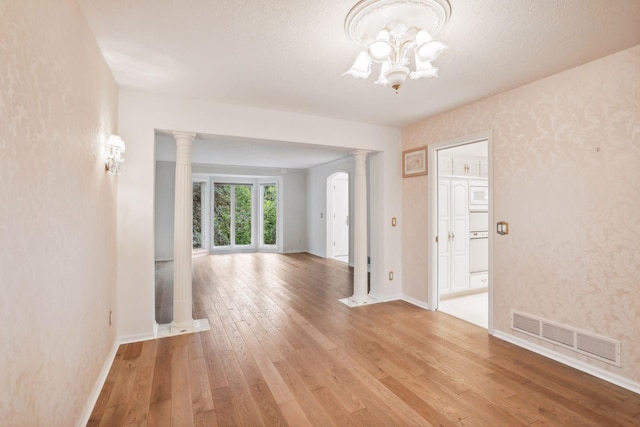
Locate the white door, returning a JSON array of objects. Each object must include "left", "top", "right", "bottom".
[
  {"left": 437, "top": 179, "right": 451, "bottom": 294},
  {"left": 332, "top": 176, "right": 349, "bottom": 257},
  {"left": 450, "top": 180, "right": 469, "bottom": 292}
]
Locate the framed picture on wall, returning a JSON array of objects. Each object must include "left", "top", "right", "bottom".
[{"left": 402, "top": 146, "right": 427, "bottom": 177}]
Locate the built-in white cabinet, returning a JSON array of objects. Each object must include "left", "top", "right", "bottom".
[
  {"left": 437, "top": 145, "right": 489, "bottom": 297},
  {"left": 438, "top": 157, "right": 453, "bottom": 176},
  {"left": 480, "top": 159, "right": 489, "bottom": 177},
  {"left": 469, "top": 272, "right": 488, "bottom": 288},
  {"left": 452, "top": 158, "right": 480, "bottom": 176},
  {"left": 438, "top": 179, "right": 469, "bottom": 295},
  {"left": 441, "top": 155, "right": 487, "bottom": 178}
]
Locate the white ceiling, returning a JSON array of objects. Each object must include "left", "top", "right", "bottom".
[{"left": 78, "top": 0, "right": 640, "bottom": 168}]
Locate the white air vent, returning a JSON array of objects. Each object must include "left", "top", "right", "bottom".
[
  {"left": 576, "top": 332, "right": 620, "bottom": 364},
  {"left": 511, "top": 310, "right": 621, "bottom": 367},
  {"left": 512, "top": 312, "right": 540, "bottom": 335},
  {"left": 542, "top": 323, "right": 574, "bottom": 347}
]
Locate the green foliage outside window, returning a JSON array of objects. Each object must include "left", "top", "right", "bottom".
[
  {"left": 234, "top": 185, "right": 252, "bottom": 245},
  {"left": 263, "top": 185, "right": 277, "bottom": 245},
  {"left": 213, "top": 184, "right": 231, "bottom": 246},
  {"left": 210, "top": 182, "right": 277, "bottom": 248},
  {"left": 192, "top": 182, "right": 204, "bottom": 249}
]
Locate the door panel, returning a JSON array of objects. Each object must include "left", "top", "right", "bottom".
[
  {"left": 450, "top": 180, "right": 469, "bottom": 291},
  {"left": 437, "top": 180, "right": 451, "bottom": 292},
  {"left": 333, "top": 177, "right": 349, "bottom": 257}
]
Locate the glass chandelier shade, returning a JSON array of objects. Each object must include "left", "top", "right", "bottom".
[
  {"left": 342, "top": 0, "right": 451, "bottom": 92},
  {"left": 367, "top": 30, "right": 393, "bottom": 61},
  {"left": 343, "top": 51, "right": 372, "bottom": 79}
]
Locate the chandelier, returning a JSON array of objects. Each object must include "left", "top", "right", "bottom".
[{"left": 343, "top": 0, "right": 451, "bottom": 92}]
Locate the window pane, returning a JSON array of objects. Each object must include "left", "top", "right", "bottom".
[
  {"left": 213, "top": 184, "right": 231, "bottom": 246},
  {"left": 263, "top": 185, "right": 277, "bottom": 245},
  {"left": 192, "top": 182, "right": 204, "bottom": 249},
  {"left": 235, "top": 185, "right": 252, "bottom": 245}
]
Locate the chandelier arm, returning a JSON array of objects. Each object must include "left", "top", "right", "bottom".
[{"left": 398, "top": 39, "right": 417, "bottom": 66}]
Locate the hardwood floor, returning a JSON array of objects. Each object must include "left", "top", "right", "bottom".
[
  {"left": 90, "top": 252, "right": 640, "bottom": 426},
  {"left": 154, "top": 261, "right": 173, "bottom": 324}
]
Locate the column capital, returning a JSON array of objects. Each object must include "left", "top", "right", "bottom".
[
  {"left": 172, "top": 131, "right": 197, "bottom": 142},
  {"left": 352, "top": 149, "right": 371, "bottom": 159}
]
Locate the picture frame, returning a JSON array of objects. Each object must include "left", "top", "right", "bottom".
[{"left": 402, "top": 146, "right": 428, "bottom": 177}]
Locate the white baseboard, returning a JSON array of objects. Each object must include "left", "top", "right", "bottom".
[
  {"left": 492, "top": 330, "right": 640, "bottom": 395},
  {"left": 393, "top": 299, "right": 640, "bottom": 394},
  {"left": 77, "top": 339, "right": 119, "bottom": 427},
  {"left": 78, "top": 320, "right": 213, "bottom": 426},
  {"left": 118, "top": 331, "right": 157, "bottom": 345},
  {"left": 369, "top": 292, "right": 403, "bottom": 303},
  {"left": 400, "top": 294, "right": 433, "bottom": 311}
]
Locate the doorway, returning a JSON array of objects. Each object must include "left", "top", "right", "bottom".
[
  {"left": 327, "top": 172, "right": 349, "bottom": 263},
  {"left": 430, "top": 138, "right": 491, "bottom": 329}
]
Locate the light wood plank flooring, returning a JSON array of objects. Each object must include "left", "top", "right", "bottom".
[{"left": 90, "top": 252, "right": 640, "bottom": 426}]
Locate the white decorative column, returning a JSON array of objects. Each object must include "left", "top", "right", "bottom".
[
  {"left": 350, "top": 150, "right": 370, "bottom": 305},
  {"left": 171, "top": 132, "right": 197, "bottom": 333}
]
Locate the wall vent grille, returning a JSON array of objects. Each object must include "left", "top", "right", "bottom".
[
  {"left": 542, "top": 323, "right": 574, "bottom": 347},
  {"left": 576, "top": 332, "right": 619, "bottom": 363},
  {"left": 512, "top": 312, "right": 540, "bottom": 335},
  {"left": 511, "top": 310, "right": 621, "bottom": 366}
]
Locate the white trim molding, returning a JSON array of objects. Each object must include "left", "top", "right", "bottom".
[
  {"left": 77, "top": 340, "right": 120, "bottom": 427},
  {"left": 396, "top": 296, "right": 640, "bottom": 395},
  {"left": 492, "top": 330, "right": 640, "bottom": 395},
  {"left": 401, "top": 294, "right": 432, "bottom": 311}
]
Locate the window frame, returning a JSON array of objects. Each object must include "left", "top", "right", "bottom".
[
  {"left": 192, "top": 175, "right": 209, "bottom": 251},
  {"left": 206, "top": 175, "right": 282, "bottom": 254},
  {"left": 258, "top": 181, "right": 280, "bottom": 251}
]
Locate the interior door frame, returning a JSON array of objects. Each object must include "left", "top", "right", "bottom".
[
  {"left": 326, "top": 170, "right": 350, "bottom": 262},
  {"left": 426, "top": 131, "right": 494, "bottom": 333}
]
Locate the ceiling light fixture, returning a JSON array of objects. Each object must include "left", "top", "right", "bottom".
[{"left": 343, "top": 0, "right": 451, "bottom": 93}]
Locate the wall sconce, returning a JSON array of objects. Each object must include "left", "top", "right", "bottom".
[{"left": 105, "top": 134, "right": 126, "bottom": 175}]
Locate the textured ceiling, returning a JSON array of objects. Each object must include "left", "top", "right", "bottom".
[{"left": 78, "top": 0, "right": 640, "bottom": 129}]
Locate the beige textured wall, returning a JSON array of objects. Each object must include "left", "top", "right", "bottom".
[
  {"left": 402, "top": 46, "right": 640, "bottom": 382},
  {"left": 0, "top": 1, "right": 119, "bottom": 425}
]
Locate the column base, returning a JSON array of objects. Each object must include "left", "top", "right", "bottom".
[
  {"left": 338, "top": 295, "right": 381, "bottom": 308},
  {"left": 156, "top": 318, "right": 211, "bottom": 338}
]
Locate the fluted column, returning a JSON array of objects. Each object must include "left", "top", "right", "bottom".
[
  {"left": 172, "top": 131, "right": 196, "bottom": 332},
  {"left": 351, "top": 150, "right": 370, "bottom": 304}
]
